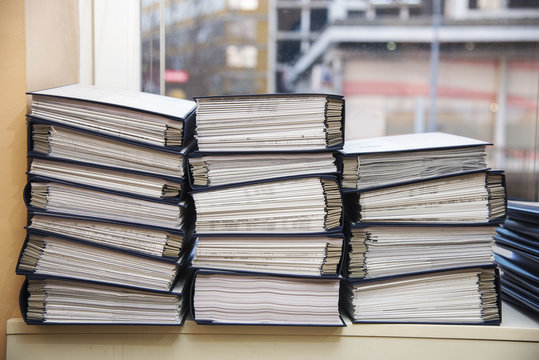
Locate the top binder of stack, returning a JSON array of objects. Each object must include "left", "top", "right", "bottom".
[
  {"left": 194, "top": 94, "right": 345, "bottom": 152},
  {"left": 27, "top": 84, "right": 197, "bottom": 151}
]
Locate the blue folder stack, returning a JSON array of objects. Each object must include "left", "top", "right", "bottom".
[
  {"left": 494, "top": 201, "right": 539, "bottom": 315},
  {"left": 16, "top": 84, "right": 197, "bottom": 325}
]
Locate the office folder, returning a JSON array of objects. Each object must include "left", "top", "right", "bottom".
[
  {"left": 188, "top": 151, "right": 337, "bottom": 189},
  {"left": 24, "top": 180, "right": 190, "bottom": 231},
  {"left": 342, "top": 266, "right": 501, "bottom": 324},
  {"left": 20, "top": 274, "right": 191, "bottom": 325},
  {"left": 192, "top": 175, "right": 342, "bottom": 234},
  {"left": 28, "top": 84, "right": 196, "bottom": 149},
  {"left": 194, "top": 94, "right": 344, "bottom": 152},
  {"left": 347, "top": 225, "right": 496, "bottom": 279},
  {"left": 16, "top": 233, "right": 182, "bottom": 292},
  {"left": 26, "top": 214, "right": 187, "bottom": 260},
  {"left": 192, "top": 233, "right": 344, "bottom": 277},
  {"left": 339, "top": 132, "right": 489, "bottom": 190},
  {"left": 506, "top": 200, "right": 539, "bottom": 225},
  {"left": 192, "top": 270, "right": 344, "bottom": 326},
  {"left": 345, "top": 170, "right": 506, "bottom": 225},
  {"left": 29, "top": 121, "right": 186, "bottom": 180},
  {"left": 28, "top": 158, "right": 184, "bottom": 201}
]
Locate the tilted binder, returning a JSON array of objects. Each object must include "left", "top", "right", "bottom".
[
  {"left": 27, "top": 118, "right": 188, "bottom": 181},
  {"left": 27, "top": 83, "right": 197, "bottom": 151},
  {"left": 19, "top": 271, "right": 193, "bottom": 325},
  {"left": 338, "top": 132, "right": 490, "bottom": 191}
]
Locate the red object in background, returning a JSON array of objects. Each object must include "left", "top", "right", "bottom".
[{"left": 165, "top": 70, "right": 189, "bottom": 83}]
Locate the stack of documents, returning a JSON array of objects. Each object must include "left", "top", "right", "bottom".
[
  {"left": 193, "top": 271, "right": 343, "bottom": 325},
  {"left": 494, "top": 201, "right": 539, "bottom": 314},
  {"left": 340, "top": 132, "right": 489, "bottom": 190},
  {"left": 193, "top": 234, "right": 343, "bottom": 276},
  {"left": 195, "top": 94, "right": 344, "bottom": 151},
  {"left": 340, "top": 132, "right": 506, "bottom": 325},
  {"left": 342, "top": 266, "right": 500, "bottom": 324},
  {"left": 193, "top": 176, "right": 342, "bottom": 234},
  {"left": 347, "top": 226, "right": 496, "bottom": 278},
  {"left": 188, "top": 152, "right": 336, "bottom": 188},
  {"left": 17, "top": 84, "right": 197, "bottom": 325},
  {"left": 188, "top": 93, "right": 346, "bottom": 326},
  {"left": 23, "top": 277, "right": 189, "bottom": 324}
]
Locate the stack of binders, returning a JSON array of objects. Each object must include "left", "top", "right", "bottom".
[
  {"left": 494, "top": 201, "right": 539, "bottom": 314},
  {"left": 339, "top": 132, "right": 506, "bottom": 324},
  {"left": 16, "top": 84, "right": 197, "bottom": 325},
  {"left": 189, "top": 94, "right": 346, "bottom": 326}
]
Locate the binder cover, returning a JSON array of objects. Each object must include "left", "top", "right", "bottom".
[{"left": 28, "top": 84, "right": 196, "bottom": 151}]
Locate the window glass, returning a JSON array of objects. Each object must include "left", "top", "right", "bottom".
[{"left": 141, "top": 0, "right": 539, "bottom": 200}]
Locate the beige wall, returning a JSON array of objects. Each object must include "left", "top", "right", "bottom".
[
  {"left": 0, "top": 1, "right": 79, "bottom": 359},
  {"left": 0, "top": 1, "right": 29, "bottom": 358}
]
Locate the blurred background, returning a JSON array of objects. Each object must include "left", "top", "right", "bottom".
[{"left": 138, "top": 0, "right": 539, "bottom": 201}]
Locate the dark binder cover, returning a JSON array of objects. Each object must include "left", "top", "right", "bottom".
[
  {"left": 190, "top": 232, "right": 346, "bottom": 279},
  {"left": 18, "top": 272, "right": 193, "bottom": 325},
  {"left": 343, "top": 170, "right": 507, "bottom": 226},
  {"left": 494, "top": 233, "right": 539, "bottom": 258},
  {"left": 342, "top": 265, "right": 502, "bottom": 325},
  {"left": 23, "top": 179, "right": 193, "bottom": 233},
  {"left": 503, "top": 218, "right": 539, "bottom": 240},
  {"left": 339, "top": 132, "right": 490, "bottom": 156},
  {"left": 507, "top": 200, "right": 539, "bottom": 224},
  {"left": 190, "top": 269, "right": 346, "bottom": 327},
  {"left": 496, "top": 226, "right": 538, "bottom": 252},
  {"left": 27, "top": 118, "right": 190, "bottom": 182},
  {"left": 186, "top": 150, "right": 339, "bottom": 190},
  {"left": 190, "top": 174, "right": 344, "bottom": 235},
  {"left": 498, "top": 267, "right": 539, "bottom": 315},
  {"left": 28, "top": 84, "right": 197, "bottom": 152},
  {"left": 193, "top": 93, "right": 345, "bottom": 153},
  {"left": 494, "top": 243, "right": 539, "bottom": 276},
  {"left": 15, "top": 233, "right": 193, "bottom": 294}
]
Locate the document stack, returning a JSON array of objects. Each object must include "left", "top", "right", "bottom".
[
  {"left": 340, "top": 132, "right": 506, "bottom": 324},
  {"left": 494, "top": 201, "right": 539, "bottom": 314},
  {"left": 190, "top": 94, "right": 346, "bottom": 326},
  {"left": 16, "top": 84, "right": 197, "bottom": 325}
]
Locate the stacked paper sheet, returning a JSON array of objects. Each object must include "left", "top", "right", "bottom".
[
  {"left": 195, "top": 94, "right": 344, "bottom": 151},
  {"left": 188, "top": 152, "right": 336, "bottom": 188},
  {"left": 23, "top": 277, "right": 188, "bottom": 325},
  {"left": 193, "top": 176, "right": 342, "bottom": 234},
  {"left": 193, "top": 271, "right": 343, "bottom": 325},
  {"left": 343, "top": 267, "right": 500, "bottom": 324},
  {"left": 347, "top": 226, "right": 497, "bottom": 278},
  {"left": 340, "top": 132, "right": 489, "bottom": 190},
  {"left": 193, "top": 235, "right": 343, "bottom": 276}
]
